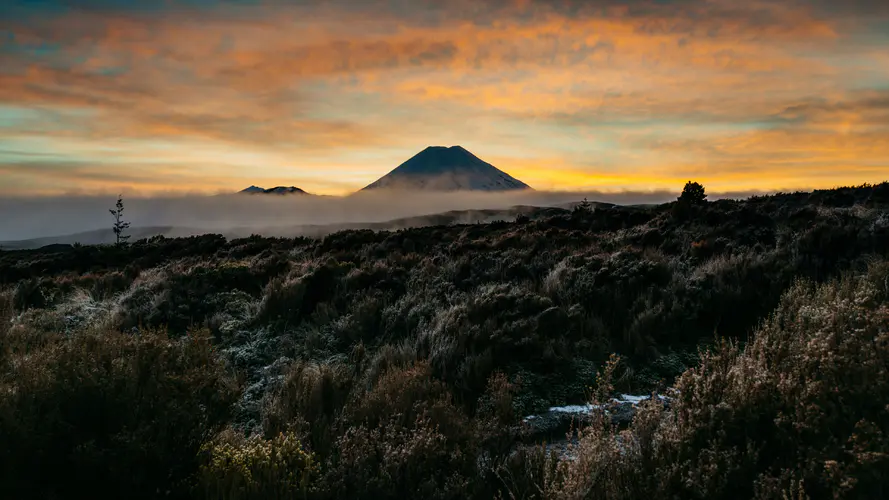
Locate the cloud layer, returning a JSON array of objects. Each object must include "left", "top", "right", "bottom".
[
  {"left": 0, "top": 189, "right": 686, "bottom": 242},
  {"left": 1, "top": 0, "right": 887, "bottom": 195}
]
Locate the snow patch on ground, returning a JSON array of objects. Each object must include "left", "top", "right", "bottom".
[
  {"left": 523, "top": 394, "right": 668, "bottom": 422},
  {"left": 617, "top": 393, "right": 669, "bottom": 404},
  {"left": 617, "top": 394, "right": 648, "bottom": 404},
  {"left": 547, "top": 404, "right": 601, "bottom": 414}
]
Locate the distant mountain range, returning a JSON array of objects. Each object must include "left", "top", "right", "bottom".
[
  {"left": 240, "top": 186, "right": 310, "bottom": 195},
  {"left": 239, "top": 146, "right": 531, "bottom": 195}
]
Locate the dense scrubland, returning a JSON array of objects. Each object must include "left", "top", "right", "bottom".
[{"left": 1, "top": 183, "right": 888, "bottom": 499}]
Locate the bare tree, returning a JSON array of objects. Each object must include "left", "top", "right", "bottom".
[{"left": 110, "top": 194, "right": 131, "bottom": 246}]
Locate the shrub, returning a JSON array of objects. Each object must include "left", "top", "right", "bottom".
[
  {"left": 474, "top": 372, "right": 524, "bottom": 493},
  {"left": 13, "top": 277, "right": 56, "bottom": 310},
  {"left": 343, "top": 362, "right": 467, "bottom": 436},
  {"left": 662, "top": 275, "right": 889, "bottom": 498},
  {"left": 116, "top": 263, "right": 265, "bottom": 334},
  {"left": 360, "top": 342, "right": 419, "bottom": 390},
  {"left": 0, "top": 328, "right": 239, "bottom": 499},
  {"left": 257, "top": 261, "right": 352, "bottom": 328},
  {"left": 0, "top": 288, "right": 12, "bottom": 333},
  {"left": 0, "top": 289, "right": 20, "bottom": 365},
  {"left": 323, "top": 416, "right": 473, "bottom": 500},
  {"left": 263, "top": 361, "right": 354, "bottom": 458},
  {"left": 257, "top": 276, "right": 307, "bottom": 325},
  {"left": 476, "top": 371, "right": 518, "bottom": 426},
  {"left": 319, "top": 362, "right": 477, "bottom": 499},
  {"left": 492, "top": 445, "right": 564, "bottom": 500},
  {"left": 198, "top": 430, "right": 320, "bottom": 500}
]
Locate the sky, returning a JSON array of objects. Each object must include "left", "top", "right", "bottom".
[{"left": 1, "top": 0, "right": 888, "bottom": 196}]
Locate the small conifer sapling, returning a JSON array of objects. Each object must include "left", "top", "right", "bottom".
[{"left": 110, "top": 194, "right": 131, "bottom": 246}]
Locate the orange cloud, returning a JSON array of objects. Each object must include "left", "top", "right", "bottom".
[{"left": 0, "top": 0, "right": 887, "bottom": 195}]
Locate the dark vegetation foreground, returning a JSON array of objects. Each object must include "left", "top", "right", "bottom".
[{"left": 1, "top": 184, "right": 888, "bottom": 499}]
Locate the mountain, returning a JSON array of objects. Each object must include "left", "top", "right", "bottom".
[
  {"left": 361, "top": 145, "right": 531, "bottom": 192},
  {"left": 240, "top": 186, "right": 310, "bottom": 195}
]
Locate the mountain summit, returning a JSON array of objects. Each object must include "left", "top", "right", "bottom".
[
  {"left": 240, "top": 186, "right": 310, "bottom": 195},
  {"left": 361, "top": 146, "right": 531, "bottom": 192}
]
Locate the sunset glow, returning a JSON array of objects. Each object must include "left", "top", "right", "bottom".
[{"left": 1, "top": 0, "right": 888, "bottom": 195}]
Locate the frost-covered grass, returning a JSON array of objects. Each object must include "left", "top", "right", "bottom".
[{"left": 511, "top": 270, "right": 889, "bottom": 499}]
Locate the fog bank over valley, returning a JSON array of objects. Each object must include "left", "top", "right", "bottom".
[{"left": 0, "top": 188, "right": 770, "bottom": 246}]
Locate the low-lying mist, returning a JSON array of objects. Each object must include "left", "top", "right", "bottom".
[{"left": 0, "top": 188, "right": 763, "bottom": 246}]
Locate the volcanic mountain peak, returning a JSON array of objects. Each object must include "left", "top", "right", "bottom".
[{"left": 361, "top": 145, "right": 531, "bottom": 192}]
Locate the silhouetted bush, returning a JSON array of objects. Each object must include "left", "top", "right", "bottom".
[{"left": 678, "top": 181, "right": 707, "bottom": 205}]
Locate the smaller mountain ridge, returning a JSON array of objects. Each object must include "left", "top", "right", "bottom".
[
  {"left": 240, "top": 186, "right": 310, "bottom": 195},
  {"left": 362, "top": 145, "right": 531, "bottom": 192}
]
